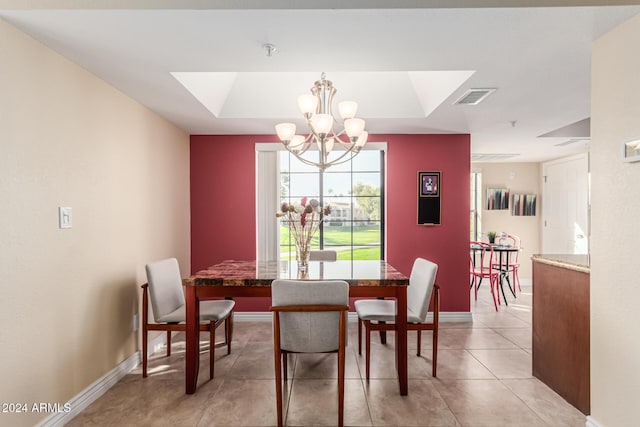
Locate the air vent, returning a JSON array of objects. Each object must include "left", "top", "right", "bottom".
[
  {"left": 471, "top": 153, "right": 519, "bottom": 162},
  {"left": 454, "top": 88, "right": 497, "bottom": 105},
  {"left": 554, "top": 138, "right": 590, "bottom": 147}
]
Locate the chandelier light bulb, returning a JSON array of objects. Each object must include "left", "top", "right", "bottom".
[
  {"left": 344, "top": 118, "right": 365, "bottom": 139},
  {"left": 276, "top": 123, "right": 296, "bottom": 142},
  {"left": 338, "top": 101, "right": 358, "bottom": 120},
  {"left": 310, "top": 114, "right": 334, "bottom": 135},
  {"left": 289, "top": 135, "right": 305, "bottom": 151},
  {"left": 356, "top": 131, "right": 368, "bottom": 147},
  {"left": 317, "top": 137, "right": 335, "bottom": 153},
  {"left": 298, "top": 94, "right": 318, "bottom": 115}
]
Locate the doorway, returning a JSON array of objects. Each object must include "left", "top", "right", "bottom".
[{"left": 541, "top": 154, "right": 589, "bottom": 254}]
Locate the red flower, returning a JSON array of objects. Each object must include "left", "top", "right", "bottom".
[
  {"left": 300, "top": 197, "right": 307, "bottom": 207},
  {"left": 300, "top": 212, "right": 307, "bottom": 227}
]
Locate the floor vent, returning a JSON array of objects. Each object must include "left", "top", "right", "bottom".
[{"left": 454, "top": 88, "right": 497, "bottom": 105}]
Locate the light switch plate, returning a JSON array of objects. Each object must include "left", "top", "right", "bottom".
[{"left": 59, "top": 207, "right": 72, "bottom": 229}]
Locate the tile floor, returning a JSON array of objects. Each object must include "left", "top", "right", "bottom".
[{"left": 68, "top": 285, "right": 586, "bottom": 426}]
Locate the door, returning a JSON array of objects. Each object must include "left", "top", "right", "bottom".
[{"left": 542, "top": 154, "right": 589, "bottom": 254}]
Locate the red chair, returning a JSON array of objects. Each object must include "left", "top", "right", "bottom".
[
  {"left": 470, "top": 241, "right": 500, "bottom": 311},
  {"left": 495, "top": 233, "right": 522, "bottom": 293},
  {"left": 506, "top": 234, "right": 522, "bottom": 292}
]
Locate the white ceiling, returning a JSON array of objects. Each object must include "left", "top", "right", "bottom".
[{"left": 2, "top": 2, "right": 639, "bottom": 162}]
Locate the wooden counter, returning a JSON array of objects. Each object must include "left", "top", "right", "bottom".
[{"left": 532, "top": 254, "right": 590, "bottom": 415}]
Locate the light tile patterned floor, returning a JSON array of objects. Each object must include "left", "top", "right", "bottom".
[{"left": 68, "top": 285, "right": 586, "bottom": 426}]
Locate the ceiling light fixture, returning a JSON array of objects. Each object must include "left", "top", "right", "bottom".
[{"left": 275, "top": 73, "right": 368, "bottom": 170}]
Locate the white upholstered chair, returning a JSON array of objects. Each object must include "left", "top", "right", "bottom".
[
  {"left": 142, "top": 258, "right": 235, "bottom": 378},
  {"left": 271, "top": 280, "right": 349, "bottom": 427},
  {"left": 309, "top": 249, "right": 338, "bottom": 261},
  {"left": 355, "top": 257, "right": 440, "bottom": 378}
]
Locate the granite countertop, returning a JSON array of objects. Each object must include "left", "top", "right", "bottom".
[
  {"left": 184, "top": 259, "right": 409, "bottom": 287},
  {"left": 531, "top": 254, "right": 590, "bottom": 274}
]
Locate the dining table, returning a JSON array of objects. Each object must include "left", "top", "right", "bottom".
[
  {"left": 182, "top": 259, "right": 410, "bottom": 395},
  {"left": 470, "top": 243, "right": 520, "bottom": 305},
  {"left": 491, "top": 245, "right": 520, "bottom": 302}
]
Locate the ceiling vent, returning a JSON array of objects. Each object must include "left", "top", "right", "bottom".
[
  {"left": 553, "top": 138, "right": 590, "bottom": 147},
  {"left": 454, "top": 88, "right": 497, "bottom": 105},
  {"left": 472, "top": 153, "right": 519, "bottom": 162}
]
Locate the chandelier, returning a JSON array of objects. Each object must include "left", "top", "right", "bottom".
[{"left": 275, "top": 73, "right": 368, "bottom": 170}]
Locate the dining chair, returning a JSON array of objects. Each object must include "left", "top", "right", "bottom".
[
  {"left": 492, "top": 232, "right": 522, "bottom": 294},
  {"left": 142, "top": 258, "right": 235, "bottom": 378},
  {"left": 309, "top": 249, "right": 337, "bottom": 261},
  {"left": 271, "top": 279, "right": 349, "bottom": 427},
  {"left": 470, "top": 241, "right": 500, "bottom": 310},
  {"left": 503, "top": 233, "right": 522, "bottom": 292},
  {"left": 354, "top": 257, "right": 440, "bottom": 379}
]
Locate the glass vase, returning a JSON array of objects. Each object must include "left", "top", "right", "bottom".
[{"left": 295, "top": 242, "right": 310, "bottom": 273}]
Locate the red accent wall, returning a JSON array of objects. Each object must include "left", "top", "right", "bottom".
[
  {"left": 382, "top": 134, "right": 471, "bottom": 312},
  {"left": 190, "top": 134, "right": 470, "bottom": 312}
]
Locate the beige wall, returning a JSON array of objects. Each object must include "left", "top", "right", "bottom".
[
  {"left": 472, "top": 162, "right": 540, "bottom": 282},
  {"left": 0, "top": 19, "right": 190, "bottom": 426},
  {"left": 590, "top": 13, "right": 640, "bottom": 427}
]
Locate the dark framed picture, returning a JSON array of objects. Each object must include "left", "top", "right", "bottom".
[{"left": 419, "top": 171, "right": 440, "bottom": 197}]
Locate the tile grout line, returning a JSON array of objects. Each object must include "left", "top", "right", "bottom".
[{"left": 352, "top": 346, "right": 376, "bottom": 427}]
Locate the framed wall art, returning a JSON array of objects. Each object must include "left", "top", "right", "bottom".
[
  {"left": 512, "top": 193, "right": 537, "bottom": 216},
  {"left": 486, "top": 188, "right": 509, "bottom": 210},
  {"left": 417, "top": 171, "right": 441, "bottom": 225},
  {"left": 419, "top": 171, "right": 440, "bottom": 197}
]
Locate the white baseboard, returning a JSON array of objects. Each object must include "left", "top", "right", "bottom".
[
  {"left": 234, "top": 311, "right": 473, "bottom": 323},
  {"left": 520, "top": 278, "right": 532, "bottom": 286},
  {"left": 585, "top": 416, "right": 603, "bottom": 427},
  {"left": 35, "top": 333, "right": 166, "bottom": 427}
]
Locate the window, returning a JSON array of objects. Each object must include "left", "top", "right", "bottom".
[
  {"left": 279, "top": 150, "right": 385, "bottom": 261},
  {"left": 470, "top": 171, "right": 482, "bottom": 240}
]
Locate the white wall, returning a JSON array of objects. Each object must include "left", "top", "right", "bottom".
[
  {"left": 473, "top": 162, "right": 540, "bottom": 282},
  {"left": 0, "top": 19, "right": 190, "bottom": 426},
  {"left": 590, "top": 13, "right": 640, "bottom": 427}
]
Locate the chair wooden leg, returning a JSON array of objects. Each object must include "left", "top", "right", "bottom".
[
  {"left": 283, "top": 352, "right": 288, "bottom": 381},
  {"left": 142, "top": 327, "right": 148, "bottom": 378},
  {"left": 338, "top": 310, "right": 346, "bottom": 427},
  {"left": 275, "top": 351, "right": 284, "bottom": 427},
  {"left": 166, "top": 330, "right": 172, "bottom": 356},
  {"left": 273, "top": 313, "right": 283, "bottom": 427},
  {"left": 432, "top": 328, "right": 438, "bottom": 378},
  {"left": 433, "top": 288, "right": 439, "bottom": 377},
  {"left": 365, "top": 320, "right": 371, "bottom": 381},
  {"left": 357, "top": 319, "right": 362, "bottom": 355},
  {"left": 210, "top": 321, "right": 215, "bottom": 379},
  {"left": 379, "top": 321, "right": 387, "bottom": 344},
  {"left": 416, "top": 329, "right": 422, "bottom": 357},
  {"left": 226, "top": 314, "right": 233, "bottom": 355}
]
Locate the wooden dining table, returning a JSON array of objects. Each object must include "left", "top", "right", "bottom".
[{"left": 183, "top": 259, "right": 410, "bottom": 395}]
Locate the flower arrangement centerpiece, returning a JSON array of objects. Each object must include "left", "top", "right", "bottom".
[{"left": 277, "top": 197, "right": 331, "bottom": 272}]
